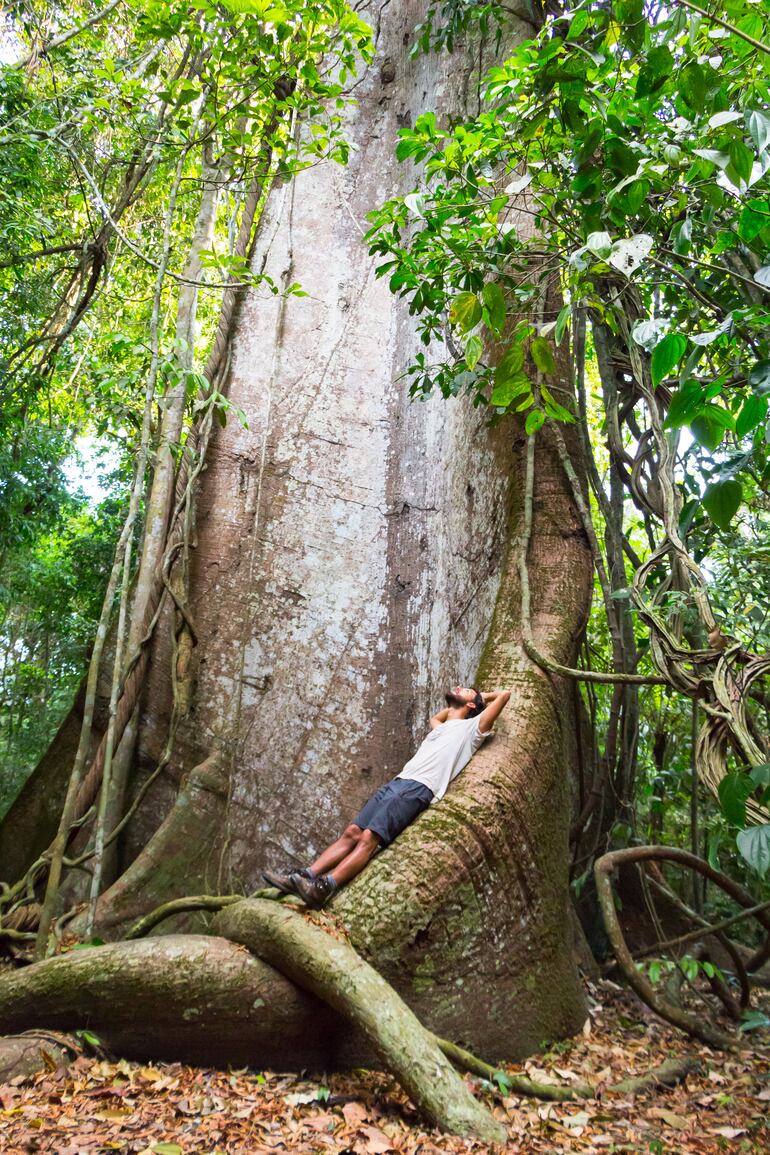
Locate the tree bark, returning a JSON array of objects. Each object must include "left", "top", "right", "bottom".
[{"left": 2, "top": 0, "right": 593, "bottom": 1060}]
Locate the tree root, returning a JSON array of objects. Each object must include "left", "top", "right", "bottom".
[
  {"left": 68, "top": 752, "right": 230, "bottom": 939},
  {"left": 437, "top": 1036, "right": 700, "bottom": 1101},
  {"left": 125, "top": 894, "right": 242, "bottom": 939},
  {"left": 436, "top": 1036, "right": 593, "bottom": 1100},
  {"left": 212, "top": 899, "right": 507, "bottom": 1144},
  {"left": 0, "top": 934, "right": 341, "bottom": 1070},
  {"left": 594, "top": 845, "right": 767, "bottom": 1048},
  {"left": 608, "top": 1056, "right": 701, "bottom": 1096},
  {"left": 0, "top": 1030, "right": 81, "bottom": 1082},
  {"left": 0, "top": 903, "right": 703, "bottom": 1133}
]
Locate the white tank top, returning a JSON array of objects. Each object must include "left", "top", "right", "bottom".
[{"left": 396, "top": 716, "right": 491, "bottom": 802}]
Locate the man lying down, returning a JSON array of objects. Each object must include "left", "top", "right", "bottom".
[{"left": 263, "top": 684, "right": 511, "bottom": 909}]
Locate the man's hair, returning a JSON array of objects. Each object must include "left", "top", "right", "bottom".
[
  {"left": 445, "top": 688, "right": 485, "bottom": 717},
  {"left": 468, "top": 689, "right": 485, "bottom": 718}
]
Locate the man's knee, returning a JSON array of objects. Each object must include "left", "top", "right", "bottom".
[
  {"left": 359, "top": 828, "right": 381, "bottom": 852},
  {"left": 343, "top": 823, "right": 363, "bottom": 842}
]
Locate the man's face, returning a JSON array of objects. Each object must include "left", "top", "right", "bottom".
[{"left": 448, "top": 686, "right": 477, "bottom": 705}]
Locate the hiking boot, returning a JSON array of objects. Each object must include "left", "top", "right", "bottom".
[
  {"left": 290, "top": 872, "right": 337, "bottom": 910},
  {"left": 261, "top": 867, "right": 313, "bottom": 895}
]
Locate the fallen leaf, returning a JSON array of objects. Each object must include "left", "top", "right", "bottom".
[
  {"left": 711, "top": 1127, "right": 747, "bottom": 1139},
  {"left": 524, "top": 1065, "right": 559, "bottom": 1085},
  {"left": 342, "top": 1100, "right": 370, "bottom": 1127},
  {"left": 359, "top": 1124, "right": 393, "bottom": 1152},
  {"left": 93, "top": 1107, "right": 135, "bottom": 1121},
  {"left": 285, "top": 1090, "right": 321, "bottom": 1106},
  {"left": 648, "top": 1108, "right": 690, "bottom": 1130},
  {"left": 562, "top": 1110, "right": 591, "bottom": 1129}
]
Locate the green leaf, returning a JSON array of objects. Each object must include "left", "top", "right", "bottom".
[
  {"left": 76, "top": 1029, "right": 102, "bottom": 1047},
  {"left": 740, "top": 1008, "right": 770, "bottom": 1033},
  {"left": 748, "top": 109, "right": 770, "bottom": 155},
  {"left": 672, "top": 217, "right": 692, "bottom": 255},
  {"left": 493, "top": 1069, "right": 512, "bottom": 1092},
  {"left": 632, "top": 318, "right": 668, "bottom": 351},
  {"left": 542, "top": 385, "right": 574, "bottom": 423},
  {"left": 465, "top": 334, "right": 482, "bottom": 369},
  {"left": 703, "top": 479, "right": 743, "bottom": 530},
  {"left": 482, "top": 282, "right": 506, "bottom": 335},
  {"left": 395, "top": 138, "right": 418, "bottom": 162},
  {"left": 737, "top": 824, "right": 770, "bottom": 877},
  {"left": 708, "top": 110, "right": 743, "bottom": 129},
  {"left": 736, "top": 395, "right": 767, "bottom": 438},
  {"left": 693, "top": 148, "right": 730, "bottom": 171},
  {"left": 664, "top": 380, "right": 705, "bottom": 428},
  {"left": 494, "top": 344, "right": 525, "bottom": 386},
  {"left": 680, "top": 955, "right": 699, "bottom": 983},
  {"left": 636, "top": 45, "right": 673, "bottom": 97},
  {"left": 490, "top": 372, "right": 529, "bottom": 407},
  {"left": 651, "top": 333, "right": 687, "bottom": 387},
  {"left": 525, "top": 408, "right": 545, "bottom": 435},
  {"left": 749, "top": 359, "right": 770, "bottom": 394},
  {"left": 739, "top": 200, "right": 770, "bottom": 243},
  {"left": 679, "top": 61, "right": 706, "bottom": 114},
  {"left": 605, "top": 140, "right": 638, "bottom": 176},
  {"left": 555, "top": 304, "right": 571, "bottom": 346},
  {"left": 609, "top": 234, "right": 653, "bottom": 276},
  {"left": 449, "top": 292, "right": 481, "bottom": 333},
  {"left": 727, "top": 139, "right": 753, "bottom": 186},
  {"left": 586, "top": 231, "right": 613, "bottom": 258},
  {"left": 750, "top": 763, "right": 770, "bottom": 788},
  {"left": 414, "top": 111, "right": 437, "bottom": 137},
  {"left": 707, "top": 832, "right": 722, "bottom": 871},
  {"left": 718, "top": 770, "right": 752, "bottom": 825},
  {"left": 566, "top": 8, "right": 591, "bottom": 40},
  {"left": 404, "top": 192, "right": 425, "bottom": 217},
  {"left": 530, "top": 336, "right": 557, "bottom": 376},
  {"left": 220, "top": 0, "right": 269, "bottom": 10},
  {"left": 151, "top": 1145, "right": 184, "bottom": 1155},
  {"left": 613, "top": 0, "right": 644, "bottom": 49},
  {"left": 690, "top": 408, "right": 732, "bottom": 451}
]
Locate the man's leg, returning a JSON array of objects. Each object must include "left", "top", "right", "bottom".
[
  {"left": 290, "top": 828, "right": 381, "bottom": 908},
  {"left": 308, "top": 824, "right": 364, "bottom": 876},
  {"left": 262, "top": 824, "right": 363, "bottom": 893},
  {"left": 328, "top": 828, "right": 381, "bottom": 885}
]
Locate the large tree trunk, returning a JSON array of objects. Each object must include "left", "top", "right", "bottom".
[{"left": 1, "top": 0, "right": 592, "bottom": 1061}]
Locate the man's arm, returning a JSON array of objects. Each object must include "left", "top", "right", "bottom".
[
  {"left": 429, "top": 707, "right": 450, "bottom": 730},
  {"left": 477, "top": 690, "right": 511, "bottom": 734}
]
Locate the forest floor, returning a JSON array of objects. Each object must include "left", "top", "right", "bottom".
[{"left": 0, "top": 980, "right": 768, "bottom": 1154}]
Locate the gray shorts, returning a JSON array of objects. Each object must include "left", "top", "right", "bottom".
[{"left": 353, "top": 778, "right": 433, "bottom": 846}]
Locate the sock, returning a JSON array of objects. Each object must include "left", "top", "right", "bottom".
[
  {"left": 304, "top": 867, "right": 317, "bottom": 880},
  {"left": 323, "top": 874, "right": 338, "bottom": 891}
]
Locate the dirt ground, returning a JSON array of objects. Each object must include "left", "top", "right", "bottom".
[{"left": 1, "top": 981, "right": 768, "bottom": 1154}]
